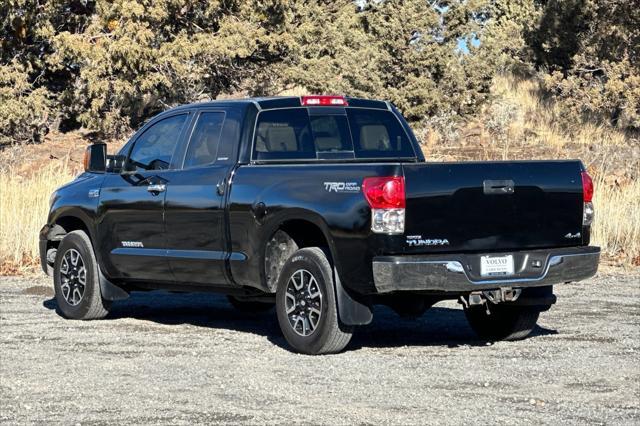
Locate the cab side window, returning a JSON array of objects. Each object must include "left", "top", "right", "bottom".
[
  {"left": 253, "top": 108, "right": 315, "bottom": 160},
  {"left": 127, "top": 114, "right": 187, "bottom": 171},
  {"left": 183, "top": 112, "right": 225, "bottom": 168}
]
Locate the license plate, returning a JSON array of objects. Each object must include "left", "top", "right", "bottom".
[{"left": 480, "top": 255, "right": 514, "bottom": 277}]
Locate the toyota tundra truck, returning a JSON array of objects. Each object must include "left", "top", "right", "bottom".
[{"left": 40, "top": 95, "right": 600, "bottom": 354}]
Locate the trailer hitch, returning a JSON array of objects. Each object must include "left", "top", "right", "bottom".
[{"left": 459, "top": 288, "right": 522, "bottom": 314}]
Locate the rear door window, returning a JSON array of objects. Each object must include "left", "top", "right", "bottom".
[
  {"left": 347, "top": 109, "right": 416, "bottom": 159},
  {"left": 183, "top": 112, "right": 225, "bottom": 168}
]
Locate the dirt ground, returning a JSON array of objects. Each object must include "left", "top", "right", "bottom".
[{"left": 1, "top": 271, "right": 639, "bottom": 425}]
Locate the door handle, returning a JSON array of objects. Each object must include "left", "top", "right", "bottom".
[
  {"left": 216, "top": 181, "right": 225, "bottom": 196},
  {"left": 147, "top": 183, "right": 166, "bottom": 194}
]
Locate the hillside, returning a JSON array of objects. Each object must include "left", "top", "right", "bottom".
[{"left": 0, "top": 75, "right": 638, "bottom": 274}]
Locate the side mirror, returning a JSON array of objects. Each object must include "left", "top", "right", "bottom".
[{"left": 83, "top": 143, "right": 106, "bottom": 173}]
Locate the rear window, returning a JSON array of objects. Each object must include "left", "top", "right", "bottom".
[
  {"left": 347, "top": 109, "right": 415, "bottom": 159},
  {"left": 254, "top": 109, "right": 315, "bottom": 160},
  {"left": 252, "top": 107, "right": 416, "bottom": 161},
  {"left": 310, "top": 115, "right": 352, "bottom": 153}
]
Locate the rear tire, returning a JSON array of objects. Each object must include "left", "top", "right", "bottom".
[
  {"left": 464, "top": 304, "right": 540, "bottom": 341},
  {"left": 275, "top": 247, "right": 353, "bottom": 354},
  {"left": 227, "top": 296, "right": 274, "bottom": 313},
  {"left": 53, "top": 230, "right": 111, "bottom": 320}
]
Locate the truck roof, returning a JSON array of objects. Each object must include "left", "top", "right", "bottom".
[{"left": 168, "top": 96, "right": 390, "bottom": 113}]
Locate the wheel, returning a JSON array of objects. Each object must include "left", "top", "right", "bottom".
[
  {"left": 227, "top": 296, "right": 274, "bottom": 313},
  {"left": 53, "top": 230, "right": 111, "bottom": 320},
  {"left": 464, "top": 303, "right": 540, "bottom": 341},
  {"left": 275, "top": 247, "right": 353, "bottom": 355}
]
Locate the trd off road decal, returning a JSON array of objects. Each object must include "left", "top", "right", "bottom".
[{"left": 323, "top": 182, "right": 361, "bottom": 193}]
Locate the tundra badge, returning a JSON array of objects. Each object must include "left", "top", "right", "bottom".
[
  {"left": 121, "top": 241, "right": 144, "bottom": 248},
  {"left": 406, "top": 235, "right": 450, "bottom": 247}
]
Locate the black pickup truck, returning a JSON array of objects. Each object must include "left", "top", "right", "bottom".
[{"left": 40, "top": 95, "right": 600, "bottom": 354}]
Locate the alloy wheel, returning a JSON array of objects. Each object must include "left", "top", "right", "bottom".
[
  {"left": 58, "top": 248, "right": 86, "bottom": 306},
  {"left": 285, "top": 269, "right": 323, "bottom": 337}
]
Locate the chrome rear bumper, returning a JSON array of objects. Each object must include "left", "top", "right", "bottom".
[{"left": 372, "top": 246, "right": 600, "bottom": 293}]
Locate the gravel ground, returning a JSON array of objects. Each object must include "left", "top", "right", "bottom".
[{"left": 1, "top": 271, "right": 639, "bottom": 425}]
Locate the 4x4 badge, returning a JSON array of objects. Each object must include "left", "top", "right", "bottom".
[{"left": 564, "top": 232, "right": 581, "bottom": 239}]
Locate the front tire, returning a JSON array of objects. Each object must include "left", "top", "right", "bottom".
[
  {"left": 53, "top": 230, "right": 110, "bottom": 320},
  {"left": 275, "top": 247, "right": 353, "bottom": 354},
  {"left": 464, "top": 304, "right": 540, "bottom": 341}
]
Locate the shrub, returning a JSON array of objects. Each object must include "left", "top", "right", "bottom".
[
  {"left": 528, "top": 0, "right": 640, "bottom": 129},
  {"left": 0, "top": 62, "right": 51, "bottom": 145}
]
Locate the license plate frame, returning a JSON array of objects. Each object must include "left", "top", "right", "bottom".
[{"left": 480, "top": 254, "right": 515, "bottom": 277}]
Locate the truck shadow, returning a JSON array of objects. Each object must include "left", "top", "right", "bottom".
[{"left": 43, "top": 291, "right": 557, "bottom": 351}]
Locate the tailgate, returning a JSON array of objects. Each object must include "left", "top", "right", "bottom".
[{"left": 402, "top": 160, "right": 585, "bottom": 253}]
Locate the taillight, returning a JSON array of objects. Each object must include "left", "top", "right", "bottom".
[
  {"left": 581, "top": 171, "right": 594, "bottom": 226},
  {"left": 301, "top": 95, "right": 348, "bottom": 106},
  {"left": 581, "top": 171, "right": 594, "bottom": 202},
  {"left": 363, "top": 176, "right": 405, "bottom": 234},
  {"left": 363, "top": 176, "right": 405, "bottom": 208}
]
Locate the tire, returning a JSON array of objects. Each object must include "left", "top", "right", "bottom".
[
  {"left": 227, "top": 296, "right": 274, "bottom": 313},
  {"left": 464, "top": 304, "right": 540, "bottom": 341},
  {"left": 53, "top": 230, "right": 111, "bottom": 320},
  {"left": 275, "top": 247, "right": 353, "bottom": 355}
]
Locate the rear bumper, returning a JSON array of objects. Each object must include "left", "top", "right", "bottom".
[{"left": 372, "top": 246, "right": 600, "bottom": 294}]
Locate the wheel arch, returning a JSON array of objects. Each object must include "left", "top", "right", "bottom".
[
  {"left": 262, "top": 211, "right": 372, "bottom": 326},
  {"left": 47, "top": 210, "right": 128, "bottom": 302},
  {"left": 53, "top": 215, "right": 91, "bottom": 237},
  {"left": 48, "top": 209, "right": 95, "bottom": 244},
  {"left": 44, "top": 209, "right": 98, "bottom": 271},
  {"left": 262, "top": 210, "right": 339, "bottom": 293}
]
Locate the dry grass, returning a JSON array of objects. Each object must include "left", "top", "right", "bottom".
[
  {"left": 423, "top": 74, "right": 640, "bottom": 267},
  {"left": 0, "top": 158, "right": 76, "bottom": 274},
  {"left": 2, "top": 151, "right": 635, "bottom": 273},
  {"left": 490, "top": 75, "right": 628, "bottom": 151},
  {"left": 492, "top": 75, "right": 640, "bottom": 266},
  {"left": 591, "top": 174, "right": 640, "bottom": 263}
]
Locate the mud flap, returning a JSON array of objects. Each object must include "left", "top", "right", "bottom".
[
  {"left": 334, "top": 268, "right": 372, "bottom": 326},
  {"left": 99, "top": 270, "right": 129, "bottom": 301}
]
